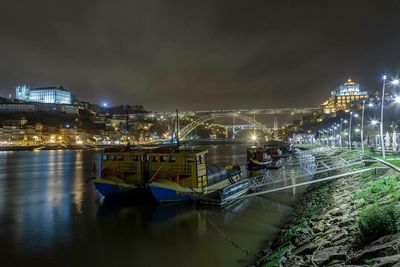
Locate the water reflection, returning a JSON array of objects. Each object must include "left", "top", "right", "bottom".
[{"left": 0, "top": 145, "right": 314, "bottom": 267}]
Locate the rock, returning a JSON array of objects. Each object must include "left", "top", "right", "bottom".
[
  {"left": 352, "top": 198, "right": 366, "bottom": 209},
  {"left": 332, "top": 237, "right": 349, "bottom": 246},
  {"left": 338, "top": 217, "right": 355, "bottom": 227},
  {"left": 313, "top": 250, "right": 330, "bottom": 265},
  {"left": 370, "top": 233, "right": 400, "bottom": 246},
  {"left": 324, "top": 226, "right": 340, "bottom": 235},
  {"left": 313, "top": 220, "right": 326, "bottom": 233},
  {"left": 350, "top": 236, "right": 400, "bottom": 264},
  {"left": 313, "top": 246, "right": 348, "bottom": 266},
  {"left": 326, "top": 259, "right": 346, "bottom": 266},
  {"left": 295, "top": 236, "right": 314, "bottom": 247},
  {"left": 349, "top": 210, "right": 359, "bottom": 217},
  {"left": 329, "top": 207, "right": 345, "bottom": 216},
  {"left": 331, "top": 231, "right": 348, "bottom": 243},
  {"left": 284, "top": 256, "right": 307, "bottom": 267},
  {"left": 368, "top": 254, "right": 400, "bottom": 267},
  {"left": 293, "top": 242, "right": 320, "bottom": 256}
]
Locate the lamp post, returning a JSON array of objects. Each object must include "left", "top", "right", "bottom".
[
  {"left": 380, "top": 76, "right": 400, "bottom": 159},
  {"left": 333, "top": 126, "right": 337, "bottom": 147},
  {"left": 349, "top": 112, "right": 353, "bottom": 150},
  {"left": 380, "top": 76, "right": 387, "bottom": 159},
  {"left": 361, "top": 100, "right": 365, "bottom": 153},
  {"left": 339, "top": 119, "right": 343, "bottom": 149}
]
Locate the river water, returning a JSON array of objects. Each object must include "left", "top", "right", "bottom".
[{"left": 0, "top": 145, "right": 312, "bottom": 267}]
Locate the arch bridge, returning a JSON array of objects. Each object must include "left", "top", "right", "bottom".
[{"left": 178, "top": 112, "right": 273, "bottom": 140}]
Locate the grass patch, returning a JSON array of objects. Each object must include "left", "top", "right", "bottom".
[
  {"left": 264, "top": 245, "right": 289, "bottom": 267},
  {"left": 386, "top": 159, "right": 400, "bottom": 168},
  {"left": 283, "top": 187, "right": 328, "bottom": 242},
  {"left": 354, "top": 174, "right": 400, "bottom": 204},
  {"left": 358, "top": 203, "right": 400, "bottom": 242},
  {"left": 355, "top": 170, "right": 375, "bottom": 182}
]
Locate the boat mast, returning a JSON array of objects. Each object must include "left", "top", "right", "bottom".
[
  {"left": 176, "top": 109, "right": 179, "bottom": 150},
  {"left": 126, "top": 105, "right": 129, "bottom": 148}
]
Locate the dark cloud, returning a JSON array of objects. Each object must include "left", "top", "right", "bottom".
[{"left": 1, "top": 0, "right": 400, "bottom": 111}]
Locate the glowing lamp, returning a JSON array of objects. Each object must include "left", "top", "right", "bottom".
[{"left": 392, "top": 79, "right": 400, "bottom": 85}]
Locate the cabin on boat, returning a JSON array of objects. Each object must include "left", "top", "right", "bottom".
[
  {"left": 148, "top": 148, "right": 208, "bottom": 190},
  {"left": 99, "top": 146, "right": 210, "bottom": 191},
  {"left": 100, "top": 148, "right": 149, "bottom": 186}
]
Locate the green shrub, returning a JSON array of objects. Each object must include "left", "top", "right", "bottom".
[
  {"left": 264, "top": 245, "right": 289, "bottom": 267},
  {"left": 356, "top": 170, "right": 375, "bottom": 181},
  {"left": 354, "top": 175, "right": 400, "bottom": 204},
  {"left": 358, "top": 204, "right": 400, "bottom": 241}
]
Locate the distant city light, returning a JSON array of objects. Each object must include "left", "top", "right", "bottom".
[
  {"left": 353, "top": 113, "right": 359, "bottom": 118},
  {"left": 368, "top": 103, "right": 374, "bottom": 107},
  {"left": 355, "top": 128, "right": 360, "bottom": 133},
  {"left": 102, "top": 102, "right": 108, "bottom": 107},
  {"left": 250, "top": 134, "right": 257, "bottom": 142}
]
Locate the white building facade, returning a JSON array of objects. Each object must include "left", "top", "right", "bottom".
[{"left": 15, "top": 85, "right": 72, "bottom": 104}]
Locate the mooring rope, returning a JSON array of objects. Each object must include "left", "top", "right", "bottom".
[{"left": 204, "top": 212, "right": 257, "bottom": 257}]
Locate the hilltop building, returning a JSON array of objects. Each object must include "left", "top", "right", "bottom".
[
  {"left": 16, "top": 84, "right": 72, "bottom": 104},
  {"left": 322, "top": 78, "right": 368, "bottom": 114}
]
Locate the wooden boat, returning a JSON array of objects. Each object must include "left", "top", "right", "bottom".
[
  {"left": 94, "top": 146, "right": 248, "bottom": 205},
  {"left": 93, "top": 146, "right": 150, "bottom": 201},
  {"left": 147, "top": 148, "right": 247, "bottom": 204},
  {"left": 246, "top": 146, "right": 272, "bottom": 170}
]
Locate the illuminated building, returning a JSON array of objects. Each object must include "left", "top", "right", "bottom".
[
  {"left": 15, "top": 84, "right": 31, "bottom": 101},
  {"left": 15, "top": 85, "right": 72, "bottom": 104},
  {"left": 322, "top": 78, "right": 368, "bottom": 114}
]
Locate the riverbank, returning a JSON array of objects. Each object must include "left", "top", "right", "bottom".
[{"left": 252, "top": 157, "right": 400, "bottom": 266}]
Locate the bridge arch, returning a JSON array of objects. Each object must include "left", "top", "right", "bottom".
[{"left": 178, "top": 113, "right": 273, "bottom": 140}]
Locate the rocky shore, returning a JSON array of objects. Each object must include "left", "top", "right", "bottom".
[{"left": 251, "top": 162, "right": 400, "bottom": 267}]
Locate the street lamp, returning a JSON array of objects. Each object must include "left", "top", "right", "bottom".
[
  {"left": 361, "top": 100, "right": 365, "bottom": 153},
  {"left": 380, "top": 76, "right": 400, "bottom": 159},
  {"left": 349, "top": 112, "right": 353, "bottom": 150},
  {"left": 339, "top": 119, "right": 343, "bottom": 149},
  {"left": 332, "top": 126, "right": 337, "bottom": 147},
  {"left": 250, "top": 134, "right": 257, "bottom": 144}
]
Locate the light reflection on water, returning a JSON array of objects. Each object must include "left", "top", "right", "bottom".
[{"left": 0, "top": 145, "right": 312, "bottom": 267}]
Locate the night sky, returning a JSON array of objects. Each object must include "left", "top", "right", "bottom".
[{"left": 1, "top": 0, "right": 400, "bottom": 111}]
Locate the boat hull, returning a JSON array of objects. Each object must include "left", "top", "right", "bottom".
[
  {"left": 149, "top": 181, "right": 194, "bottom": 203},
  {"left": 149, "top": 175, "right": 247, "bottom": 205},
  {"left": 94, "top": 178, "right": 149, "bottom": 202},
  {"left": 246, "top": 159, "right": 271, "bottom": 171}
]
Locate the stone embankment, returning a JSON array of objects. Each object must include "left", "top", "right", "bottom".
[{"left": 252, "top": 163, "right": 400, "bottom": 267}]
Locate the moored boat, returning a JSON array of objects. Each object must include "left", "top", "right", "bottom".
[
  {"left": 93, "top": 146, "right": 150, "bottom": 201},
  {"left": 246, "top": 141, "right": 289, "bottom": 170},
  {"left": 148, "top": 148, "right": 245, "bottom": 204},
  {"left": 94, "top": 145, "right": 248, "bottom": 205},
  {"left": 246, "top": 146, "right": 272, "bottom": 170}
]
